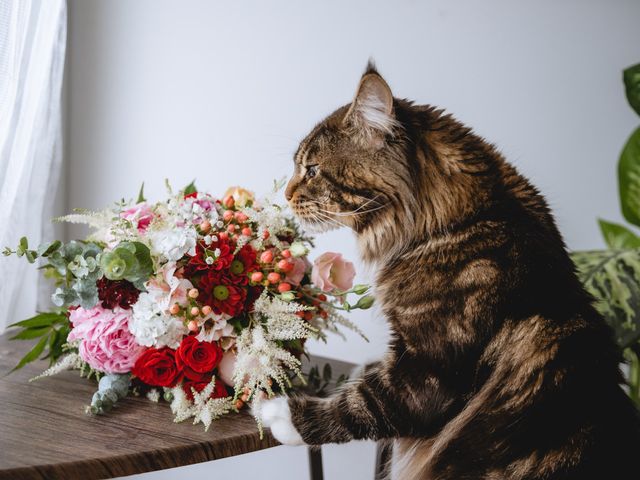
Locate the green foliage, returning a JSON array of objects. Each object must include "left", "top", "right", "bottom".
[
  {"left": 572, "top": 250, "right": 640, "bottom": 348},
  {"left": 183, "top": 180, "right": 197, "bottom": 196},
  {"left": 618, "top": 127, "right": 640, "bottom": 227},
  {"left": 624, "top": 63, "right": 640, "bottom": 117},
  {"left": 7, "top": 311, "right": 71, "bottom": 372},
  {"left": 99, "top": 241, "right": 152, "bottom": 289},
  {"left": 136, "top": 182, "right": 146, "bottom": 203},
  {"left": 300, "top": 363, "right": 348, "bottom": 397},
  {"left": 575, "top": 62, "right": 640, "bottom": 406}
]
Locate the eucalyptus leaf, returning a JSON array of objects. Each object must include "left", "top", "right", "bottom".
[
  {"left": 598, "top": 219, "right": 640, "bottom": 249},
  {"left": 624, "top": 63, "right": 640, "bottom": 117},
  {"left": 618, "top": 127, "right": 640, "bottom": 227},
  {"left": 37, "top": 240, "right": 62, "bottom": 257}
]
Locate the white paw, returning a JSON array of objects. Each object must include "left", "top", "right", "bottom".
[{"left": 254, "top": 396, "right": 306, "bottom": 446}]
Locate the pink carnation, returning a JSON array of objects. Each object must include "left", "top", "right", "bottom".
[
  {"left": 121, "top": 203, "right": 154, "bottom": 232},
  {"left": 68, "top": 306, "right": 145, "bottom": 374},
  {"left": 311, "top": 252, "right": 356, "bottom": 293}
]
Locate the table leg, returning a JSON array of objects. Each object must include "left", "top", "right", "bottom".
[{"left": 308, "top": 447, "right": 324, "bottom": 480}]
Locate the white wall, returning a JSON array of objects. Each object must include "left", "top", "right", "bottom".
[{"left": 66, "top": 1, "right": 640, "bottom": 478}]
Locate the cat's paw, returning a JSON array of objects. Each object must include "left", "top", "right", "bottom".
[{"left": 254, "top": 396, "right": 306, "bottom": 446}]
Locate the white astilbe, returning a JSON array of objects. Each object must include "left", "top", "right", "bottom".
[
  {"left": 253, "top": 292, "right": 316, "bottom": 340},
  {"left": 29, "top": 353, "right": 83, "bottom": 382},
  {"left": 244, "top": 203, "right": 288, "bottom": 250},
  {"left": 233, "top": 326, "right": 303, "bottom": 402},
  {"left": 146, "top": 389, "right": 161, "bottom": 402},
  {"left": 169, "top": 378, "right": 234, "bottom": 431}
]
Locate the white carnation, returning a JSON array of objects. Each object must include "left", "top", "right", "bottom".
[
  {"left": 130, "top": 288, "right": 186, "bottom": 348},
  {"left": 148, "top": 226, "right": 197, "bottom": 262}
]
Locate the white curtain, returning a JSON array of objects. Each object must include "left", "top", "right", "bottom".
[{"left": 0, "top": 0, "right": 67, "bottom": 331}]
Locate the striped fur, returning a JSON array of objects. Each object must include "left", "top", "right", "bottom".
[{"left": 282, "top": 62, "right": 640, "bottom": 479}]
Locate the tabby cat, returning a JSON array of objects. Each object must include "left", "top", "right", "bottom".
[{"left": 256, "top": 62, "right": 640, "bottom": 479}]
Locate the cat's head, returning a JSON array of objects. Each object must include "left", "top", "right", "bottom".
[{"left": 285, "top": 62, "right": 409, "bottom": 235}]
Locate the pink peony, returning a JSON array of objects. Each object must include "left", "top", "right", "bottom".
[
  {"left": 311, "top": 252, "right": 356, "bottom": 293},
  {"left": 121, "top": 203, "right": 154, "bottom": 232},
  {"left": 68, "top": 306, "right": 145, "bottom": 374}
]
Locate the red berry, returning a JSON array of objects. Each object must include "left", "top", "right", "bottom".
[
  {"left": 242, "top": 227, "right": 252, "bottom": 236},
  {"left": 277, "top": 259, "right": 293, "bottom": 273},
  {"left": 223, "top": 210, "right": 234, "bottom": 222},
  {"left": 251, "top": 272, "right": 264, "bottom": 283},
  {"left": 260, "top": 250, "right": 274, "bottom": 263},
  {"left": 278, "top": 282, "right": 292, "bottom": 292},
  {"left": 262, "top": 230, "right": 270, "bottom": 239},
  {"left": 267, "top": 272, "right": 281, "bottom": 284},
  {"left": 281, "top": 249, "right": 291, "bottom": 258}
]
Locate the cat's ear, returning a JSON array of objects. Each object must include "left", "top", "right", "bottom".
[{"left": 343, "top": 61, "right": 398, "bottom": 144}]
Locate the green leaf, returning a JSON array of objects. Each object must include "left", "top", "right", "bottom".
[
  {"left": 598, "top": 219, "right": 640, "bottom": 249},
  {"left": 19, "top": 237, "right": 28, "bottom": 252},
  {"left": 8, "top": 312, "right": 66, "bottom": 329},
  {"left": 37, "top": 240, "right": 62, "bottom": 257},
  {"left": 618, "top": 127, "right": 640, "bottom": 227},
  {"left": 10, "top": 327, "right": 51, "bottom": 340},
  {"left": 183, "top": 180, "right": 197, "bottom": 195},
  {"left": 624, "top": 63, "right": 640, "bottom": 117},
  {"left": 136, "top": 182, "right": 146, "bottom": 203},
  {"left": 25, "top": 250, "right": 36, "bottom": 263},
  {"left": 10, "top": 335, "right": 49, "bottom": 373},
  {"left": 571, "top": 249, "right": 640, "bottom": 348}
]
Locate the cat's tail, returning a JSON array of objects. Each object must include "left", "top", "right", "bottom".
[{"left": 386, "top": 438, "right": 434, "bottom": 480}]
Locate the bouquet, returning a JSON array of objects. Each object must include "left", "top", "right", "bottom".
[{"left": 3, "top": 181, "right": 372, "bottom": 431}]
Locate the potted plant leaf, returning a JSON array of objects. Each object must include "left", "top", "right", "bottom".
[{"left": 572, "top": 62, "right": 640, "bottom": 406}]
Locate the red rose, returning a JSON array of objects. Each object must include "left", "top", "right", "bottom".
[
  {"left": 132, "top": 347, "right": 182, "bottom": 387},
  {"left": 175, "top": 336, "right": 223, "bottom": 381},
  {"left": 182, "top": 378, "right": 229, "bottom": 401}
]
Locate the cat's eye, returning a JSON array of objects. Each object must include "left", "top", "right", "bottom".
[{"left": 306, "top": 165, "right": 318, "bottom": 178}]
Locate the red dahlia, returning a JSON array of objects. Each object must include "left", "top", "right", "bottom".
[
  {"left": 96, "top": 277, "right": 140, "bottom": 309},
  {"left": 227, "top": 244, "right": 257, "bottom": 285},
  {"left": 197, "top": 270, "right": 247, "bottom": 317},
  {"left": 185, "top": 238, "right": 234, "bottom": 276}
]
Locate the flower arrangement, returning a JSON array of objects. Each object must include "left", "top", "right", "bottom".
[{"left": 3, "top": 181, "right": 372, "bottom": 431}]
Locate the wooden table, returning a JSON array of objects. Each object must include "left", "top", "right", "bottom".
[{"left": 0, "top": 333, "right": 355, "bottom": 480}]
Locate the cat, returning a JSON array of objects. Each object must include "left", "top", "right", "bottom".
[{"left": 256, "top": 61, "right": 640, "bottom": 479}]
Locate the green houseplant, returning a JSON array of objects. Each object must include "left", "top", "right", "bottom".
[{"left": 572, "top": 63, "right": 640, "bottom": 406}]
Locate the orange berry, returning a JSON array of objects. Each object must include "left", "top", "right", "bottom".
[
  {"left": 201, "top": 305, "right": 212, "bottom": 315},
  {"left": 219, "top": 232, "right": 229, "bottom": 241},
  {"left": 169, "top": 304, "right": 181, "bottom": 315},
  {"left": 262, "top": 230, "right": 270, "bottom": 239},
  {"left": 281, "top": 249, "right": 291, "bottom": 258},
  {"left": 235, "top": 399, "right": 244, "bottom": 410},
  {"left": 227, "top": 224, "right": 236, "bottom": 233},
  {"left": 304, "top": 311, "right": 313, "bottom": 321},
  {"left": 240, "top": 392, "right": 250, "bottom": 402},
  {"left": 188, "top": 288, "right": 199, "bottom": 299},
  {"left": 278, "top": 282, "right": 292, "bottom": 292},
  {"left": 242, "top": 227, "right": 252, "bottom": 236},
  {"left": 224, "top": 196, "right": 235, "bottom": 208},
  {"left": 235, "top": 212, "right": 248, "bottom": 223},
  {"left": 190, "top": 306, "right": 200, "bottom": 316},
  {"left": 199, "top": 220, "right": 211, "bottom": 233},
  {"left": 267, "top": 272, "right": 281, "bottom": 284},
  {"left": 318, "top": 294, "right": 327, "bottom": 302}
]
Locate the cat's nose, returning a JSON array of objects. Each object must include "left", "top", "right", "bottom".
[{"left": 284, "top": 180, "right": 296, "bottom": 201}]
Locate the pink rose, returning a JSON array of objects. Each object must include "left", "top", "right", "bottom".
[
  {"left": 121, "top": 203, "right": 154, "bottom": 232},
  {"left": 311, "top": 252, "right": 356, "bottom": 293},
  {"left": 68, "top": 306, "right": 145, "bottom": 374},
  {"left": 285, "top": 257, "right": 310, "bottom": 286}
]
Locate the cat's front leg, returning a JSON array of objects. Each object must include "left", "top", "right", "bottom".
[{"left": 256, "top": 363, "right": 398, "bottom": 446}]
